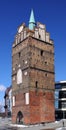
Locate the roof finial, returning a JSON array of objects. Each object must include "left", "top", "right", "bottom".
[{"left": 29, "top": 9, "right": 36, "bottom": 30}]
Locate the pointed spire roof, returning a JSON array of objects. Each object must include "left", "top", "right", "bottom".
[
  {"left": 29, "top": 9, "right": 35, "bottom": 23},
  {"left": 29, "top": 9, "right": 36, "bottom": 30}
]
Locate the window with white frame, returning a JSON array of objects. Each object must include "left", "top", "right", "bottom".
[
  {"left": 25, "top": 93, "right": 29, "bottom": 105},
  {"left": 12, "top": 96, "right": 16, "bottom": 106}
]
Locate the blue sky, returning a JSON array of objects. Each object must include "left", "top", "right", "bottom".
[{"left": 0, "top": 0, "right": 66, "bottom": 109}]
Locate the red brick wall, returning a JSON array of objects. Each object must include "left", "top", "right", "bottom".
[
  {"left": 12, "top": 35, "right": 55, "bottom": 124},
  {"left": 12, "top": 90, "right": 55, "bottom": 124},
  {"left": 29, "top": 91, "right": 55, "bottom": 124}
]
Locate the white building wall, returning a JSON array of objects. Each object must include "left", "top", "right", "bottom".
[{"left": 9, "top": 89, "right": 12, "bottom": 113}]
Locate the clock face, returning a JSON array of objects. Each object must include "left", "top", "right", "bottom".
[{"left": 18, "top": 25, "right": 23, "bottom": 33}]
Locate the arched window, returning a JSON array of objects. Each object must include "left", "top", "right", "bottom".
[
  {"left": 17, "top": 69, "right": 22, "bottom": 84},
  {"left": 17, "top": 111, "right": 23, "bottom": 117}
]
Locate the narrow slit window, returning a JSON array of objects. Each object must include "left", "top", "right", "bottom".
[
  {"left": 18, "top": 52, "right": 21, "bottom": 58},
  {"left": 39, "top": 34, "right": 41, "bottom": 39},
  {"left": 36, "top": 81, "right": 38, "bottom": 88},
  {"left": 45, "top": 73, "right": 48, "bottom": 77},
  {"left": 41, "top": 50, "right": 43, "bottom": 56}
]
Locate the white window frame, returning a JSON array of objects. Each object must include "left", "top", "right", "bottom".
[
  {"left": 25, "top": 93, "right": 29, "bottom": 105},
  {"left": 12, "top": 96, "right": 15, "bottom": 106}
]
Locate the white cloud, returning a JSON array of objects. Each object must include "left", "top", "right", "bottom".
[
  {"left": 0, "top": 102, "right": 2, "bottom": 105},
  {"left": 0, "top": 85, "right": 6, "bottom": 92}
]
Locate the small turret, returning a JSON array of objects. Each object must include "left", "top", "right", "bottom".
[{"left": 29, "top": 9, "right": 36, "bottom": 30}]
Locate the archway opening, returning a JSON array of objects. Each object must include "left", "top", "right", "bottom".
[{"left": 16, "top": 111, "right": 23, "bottom": 124}]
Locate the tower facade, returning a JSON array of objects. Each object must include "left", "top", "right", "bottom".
[{"left": 12, "top": 10, "right": 55, "bottom": 124}]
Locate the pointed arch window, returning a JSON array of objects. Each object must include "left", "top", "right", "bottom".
[{"left": 17, "top": 69, "right": 22, "bottom": 84}]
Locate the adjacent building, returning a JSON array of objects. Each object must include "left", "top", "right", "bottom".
[
  {"left": 55, "top": 81, "right": 66, "bottom": 120},
  {"left": 12, "top": 10, "right": 55, "bottom": 124},
  {"left": 4, "top": 86, "right": 12, "bottom": 117}
]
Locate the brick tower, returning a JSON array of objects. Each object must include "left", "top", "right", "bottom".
[{"left": 12, "top": 10, "right": 55, "bottom": 124}]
